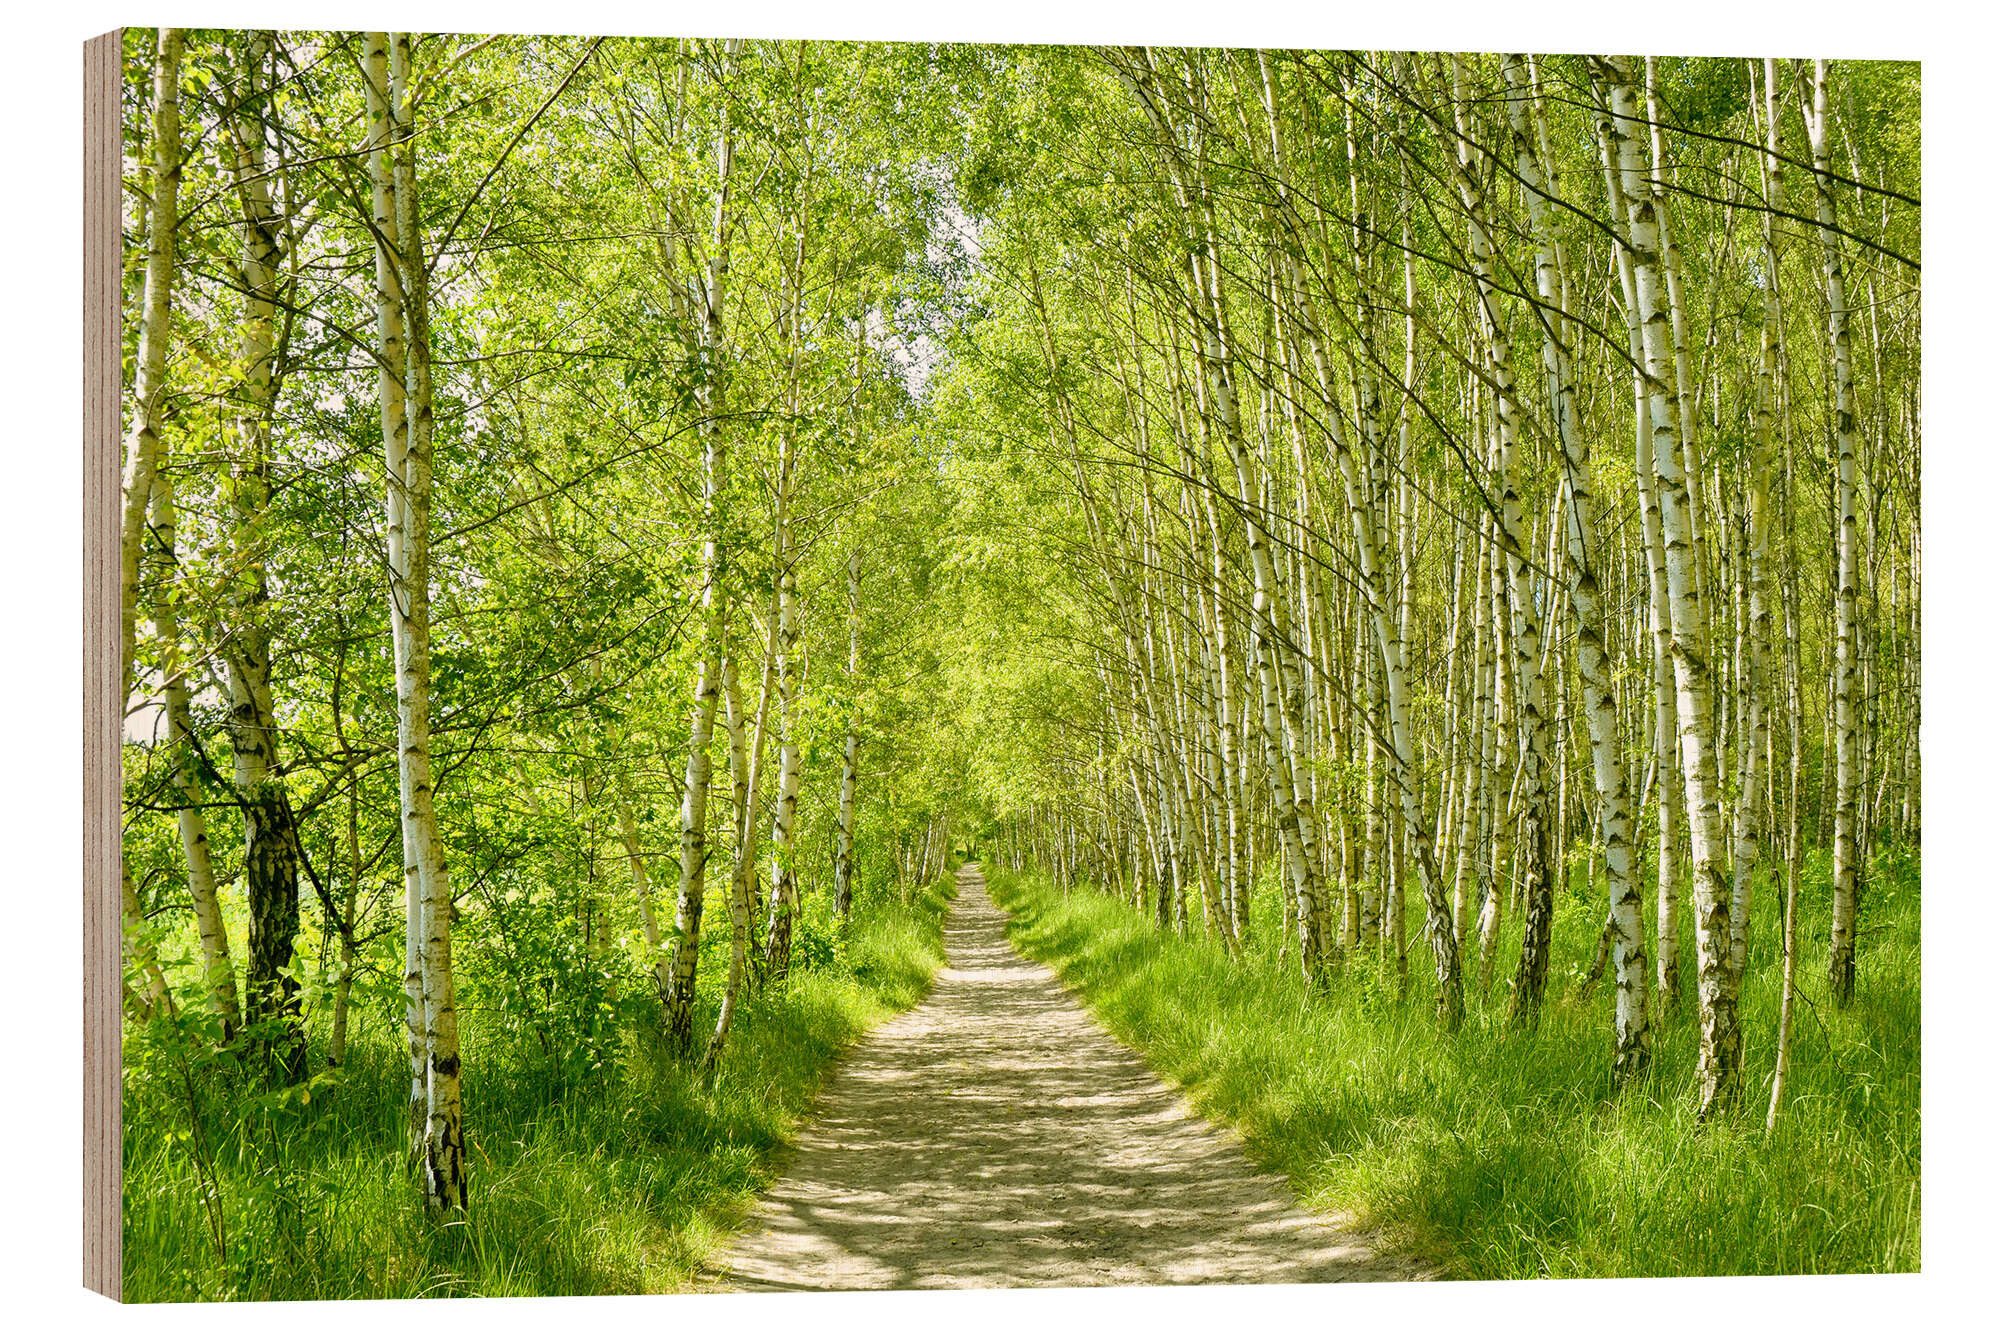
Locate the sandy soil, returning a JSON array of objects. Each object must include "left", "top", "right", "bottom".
[{"left": 712, "top": 864, "right": 1422, "bottom": 1291}]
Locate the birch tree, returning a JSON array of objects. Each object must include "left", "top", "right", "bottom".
[
  {"left": 1805, "top": 59, "right": 1866, "bottom": 1008},
  {"left": 1594, "top": 56, "right": 1741, "bottom": 1115},
  {"left": 665, "top": 37, "right": 742, "bottom": 1049},
  {"left": 223, "top": 29, "right": 306, "bottom": 1080},
  {"left": 1503, "top": 54, "right": 1649, "bottom": 1071},
  {"left": 366, "top": 30, "right": 465, "bottom": 1211},
  {"left": 833, "top": 548, "right": 863, "bottom": 921}
]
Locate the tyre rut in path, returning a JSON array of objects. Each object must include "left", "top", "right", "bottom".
[{"left": 713, "top": 863, "right": 1420, "bottom": 1290}]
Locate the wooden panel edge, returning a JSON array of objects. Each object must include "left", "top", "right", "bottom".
[{"left": 82, "top": 25, "right": 124, "bottom": 1305}]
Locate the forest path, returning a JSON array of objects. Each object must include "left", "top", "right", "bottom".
[{"left": 712, "top": 863, "right": 1418, "bottom": 1290}]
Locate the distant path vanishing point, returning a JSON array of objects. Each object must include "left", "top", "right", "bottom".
[{"left": 714, "top": 863, "right": 1421, "bottom": 1290}]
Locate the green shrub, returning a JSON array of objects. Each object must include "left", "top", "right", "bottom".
[{"left": 122, "top": 875, "right": 953, "bottom": 1301}]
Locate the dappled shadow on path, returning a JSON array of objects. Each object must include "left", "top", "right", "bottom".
[{"left": 714, "top": 864, "right": 1418, "bottom": 1290}]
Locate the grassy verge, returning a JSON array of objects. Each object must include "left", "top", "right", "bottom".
[
  {"left": 988, "top": 853, "right": 1917, "bottom": 1279},
  {"left": 122, "top": 876, "right": 954, "bottom": 1301}
]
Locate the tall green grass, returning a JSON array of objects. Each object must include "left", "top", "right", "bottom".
[
  {"left": 122, "top": 877, "right": 953, "bottom": 1301},
  {"left": 990, "top": 848, "right": 1918, "bottom": 1279}
]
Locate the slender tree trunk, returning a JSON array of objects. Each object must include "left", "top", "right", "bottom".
[
  {"left": 1454, "top": 529, "right": 1492, "bottom": 950},
  {"left": 666, "top": 38, "right": 742, "bottom": 1047},
  {"left": 121, "top": 27, "right": 183, "bottom": 710},
  {"left": 1505, "top": 54, "right": 1649, "bottom": 1071},
  {"left": 1806, "top": 59, "right": 1866, "bottom": 1008},
  {"left": 1477, "top": 510, "right": 1514, "bottom": 998},
  {"left": 1444, "top": 56, "right": 1555, "bottom": 1029},
  {"left": 760, "top": 516, "right": 806, "bottom": 982},
  {"left": 614, "top": 776, "right": 675, "bottom": 1004},
  {"left": 1593, "top": 86, "right": 1686, "bottom": 1019},
  {"left": 1119, "top": 52, "right": 1329, "bottom": 983},
  {"left": 1598, "top": 58, "right": 1741, "bottom": 1117},
  {"left": 834, "top": 549, "right": 863, "bottom": 922},
  {"left": 761, "top": 90, "right": 817, "bottom": 984},
  {"left": 701, "top": 648, "right": 756, "bottom": 1078},
  {"left": 363, "top": 32, "right": 423, "bottom": 1139},
  {"left": 1769, "top": 435, "right": 1809, "bottom": 1129},
  {"left": 226, "top": 29, "right": 305, "bottom": 1082},
  {"left": 368, "top": 31, "right": 465, "bottom": 1210},
  {"left": 1251, "top": 50, "right": 1461, "bottom": 1018},
  {"left": 149, "top": 473, "right": 240, "bottom": 1036},
  {"left": 1732, "top": 56, "right": 1784, "bottom": 983},
  {"left": 326, "top": 781, "right": 364, "bottom": 1066}
]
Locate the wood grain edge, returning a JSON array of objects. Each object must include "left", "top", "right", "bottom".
[{"left": 83, "top": 26, "right": 124, "bottom": 1304}]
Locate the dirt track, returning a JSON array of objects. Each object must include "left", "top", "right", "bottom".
[{"left": 713, "top": 863, "right": 1418, "bottom": 1291}]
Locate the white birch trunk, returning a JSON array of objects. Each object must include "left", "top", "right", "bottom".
[
  {"left": 149, "top": 474, "right": 240, "bottom": 1035},
  {"left": 1598, "top": 58, "right": 1742, "bottom": 1116},
  {"left": 369, "top": 32, "right": 465, "bottom": 1209},
  {"left": 225, "top": 29, "right": 304, "bottom": 1081},
  {"left": 1806, "top": 59, "right": 1865, "bottom": 1007},
  {"left": 1505, "top": 55, "right": 1648, "bottom": 1071},
  {"left": 1445, "top": 56, "right": 1556, "bottom": 1027},
  {"left": 833, "top": 549, "right": 863, "bottom": 921},
  {"left": 1594, "top": 97, "right": 1686, "bottom": 1016},
  {"left": 762, "top": 129, "right": 813, "bottom": 984},
  {"left": 1120, "top": 54, "right": 1327, "bottom": 980},
  {"left": 761, "top": 516, "right": 807, "bottom": 980},
  {"left": 1731, "top": 57, "right": 1785, "bottom": 983},
  {"left": 120, "top": 27, "right": 183, "bottom": 709},
  {"left": 701, "top": 645, "right": 759, "bottom": 1076},
  {"left": 1254, "top": 51, "right": 1464, "bottom": 1010},
  {"left": 666, "top": 38, "right": 742, "bottom": 1044},
  {"left": 362, "top": 33, "right": 424, "bottom": 1132}
]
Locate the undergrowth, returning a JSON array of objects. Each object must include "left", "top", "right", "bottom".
[
  {"left": 122, "top": 875, "right": 953, "bottom": 1301},
  {"left": 989, "top": 847, "right": 1919, "bottom": 1279}
]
